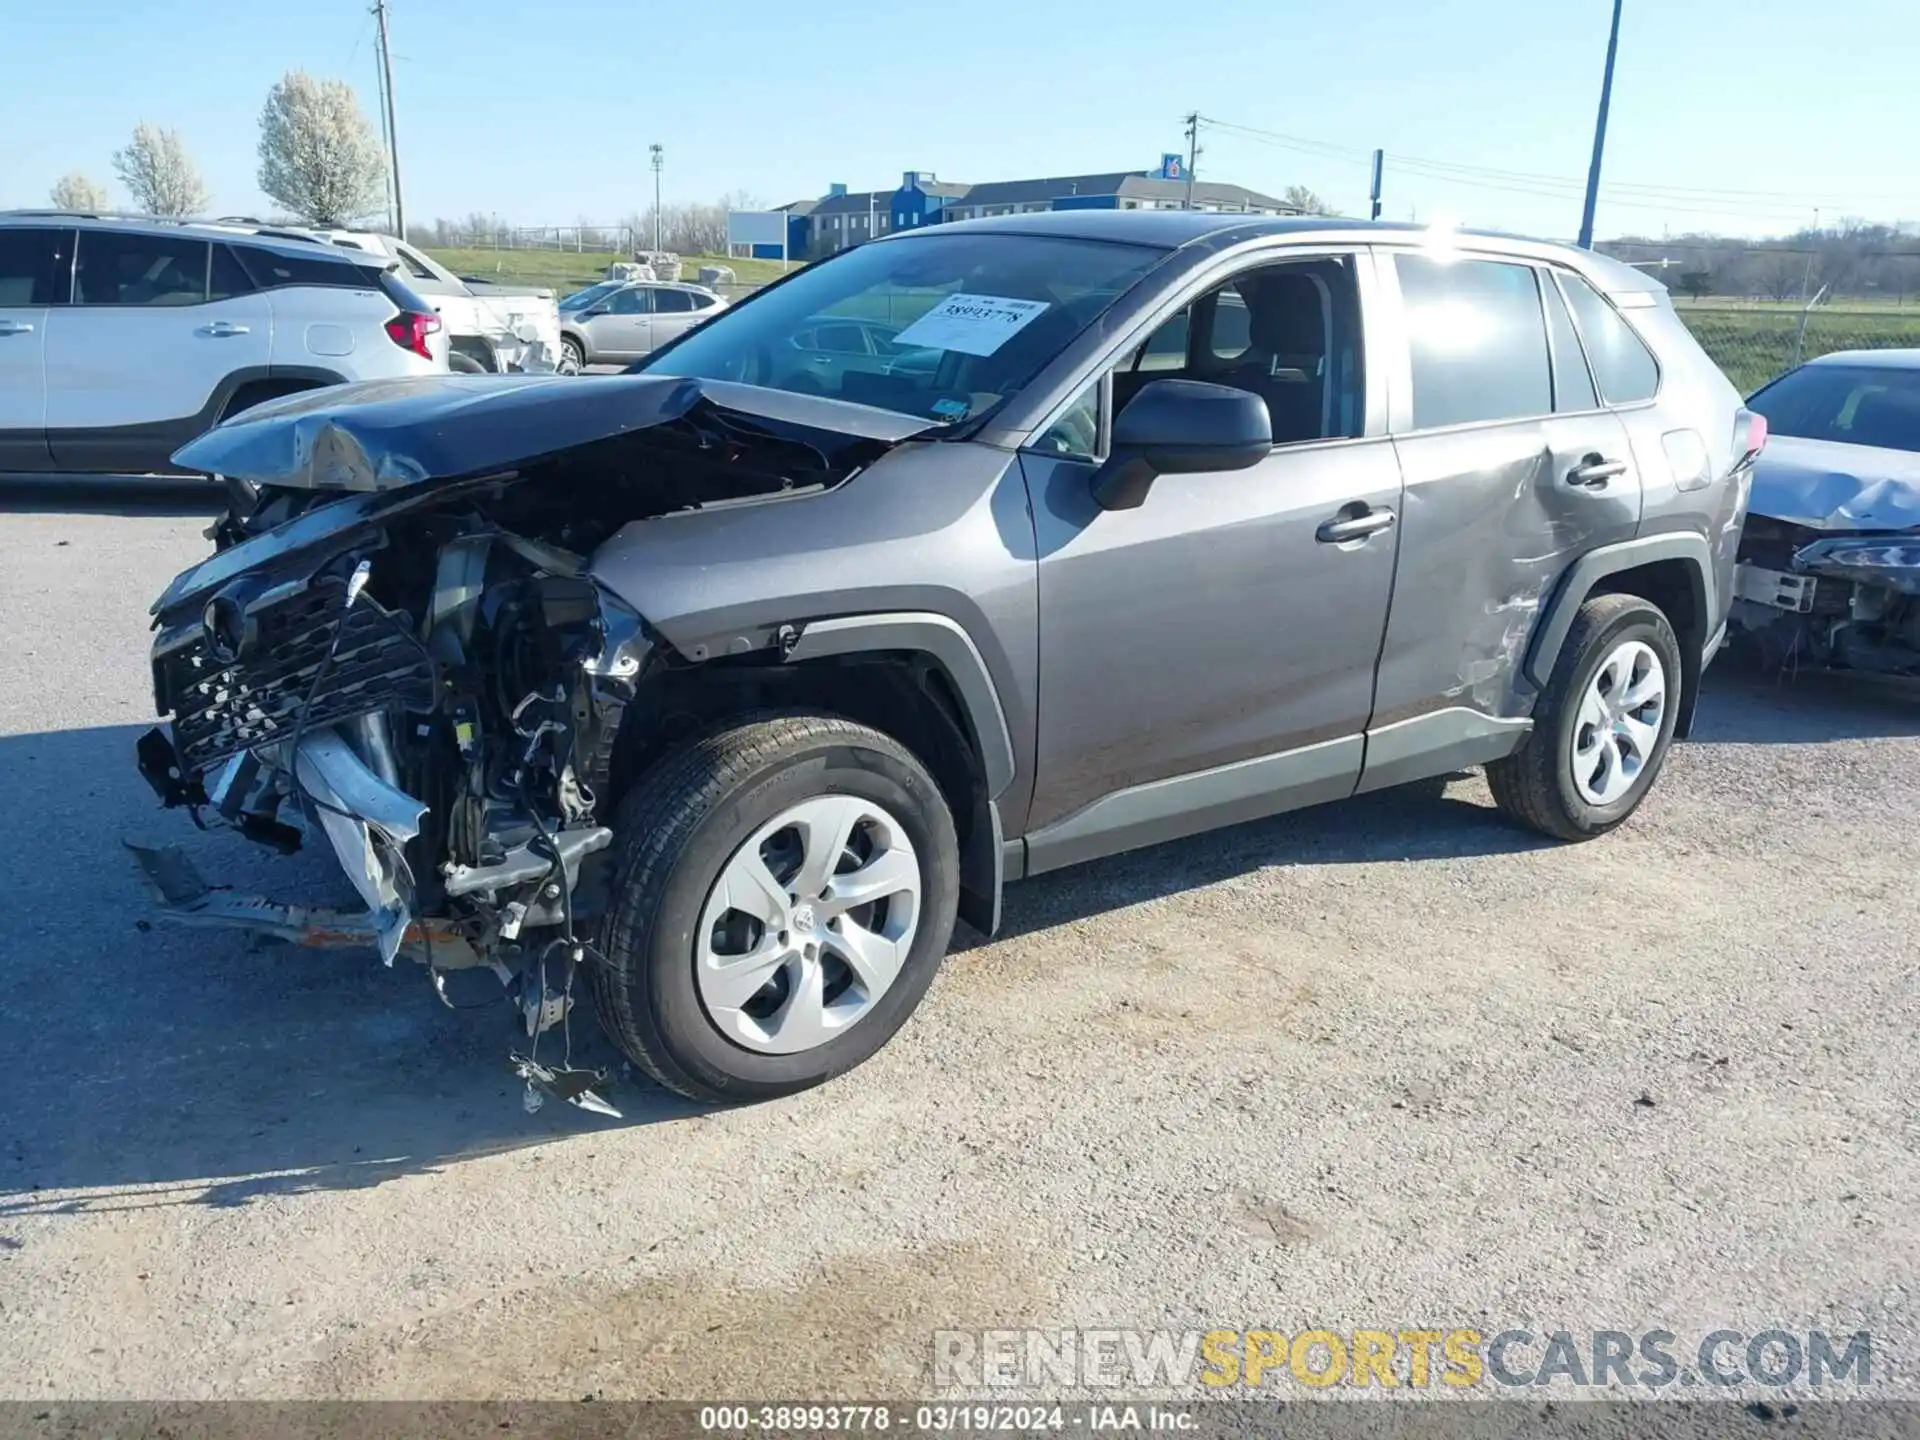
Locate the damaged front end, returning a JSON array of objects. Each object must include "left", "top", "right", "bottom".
[
  {"left": 1728, "top": 437, "right": 1920, "bottom": 680},
  {"left": 132, "top": 372, "right": 908, "bottom": 1114}
]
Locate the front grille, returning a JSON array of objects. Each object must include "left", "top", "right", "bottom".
[{"left": 161, "top": 586, "right": 435, "bottom": 773}]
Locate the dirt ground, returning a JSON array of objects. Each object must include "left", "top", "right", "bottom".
[{"left": 1, "top": 478, "right": 1915, "bottom": 1404}]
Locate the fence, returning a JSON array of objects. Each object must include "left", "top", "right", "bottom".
[{"left": 1676, "top": 303, "right": 1920, "bottom": 393}]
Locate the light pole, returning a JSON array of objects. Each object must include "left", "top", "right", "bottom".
[
  {"left": 1576, "top": 0, "right": 1624, "bottom": 250},
  {"left": 649, "top": 144, "right": 664, "bottom": 254}
]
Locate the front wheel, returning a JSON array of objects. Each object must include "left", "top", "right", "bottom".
[
  {"left": 1488, "top": 593, "right": 1682, "bottom": 841},
  {"left": 557, "top": 337, "right": 586, "bottom": 375},
  {"left": 592, "top": 714, "right": 959, "bottom": 1103}
]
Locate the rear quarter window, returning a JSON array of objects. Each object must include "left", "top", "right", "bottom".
[
  {"left": 234, "top": 246, "right": 383, "bottom": 292},
  {"left": 1556, "top": 272, "right": 1660, "bottom": 404}
]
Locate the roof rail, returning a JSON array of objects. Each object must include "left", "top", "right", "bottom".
[{"left": 2, "top": 209, "right": 219, "bottom": 226}]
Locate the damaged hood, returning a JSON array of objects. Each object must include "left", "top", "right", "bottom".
[
  {"left": 171, "top": 372, "right": 937, "bottom": 492},
  {"left": 1748, "top": 434, "right": 1920, "bottom": 533}
]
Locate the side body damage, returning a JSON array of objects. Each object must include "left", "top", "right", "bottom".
[{"left": 134, "top": 374, "right": 1018, "bottom": 1112}]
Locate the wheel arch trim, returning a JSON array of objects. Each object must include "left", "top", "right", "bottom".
[
  {"left": 1525, "top": 533, "right": 1714, "bottom": 691},
  {"left": 783, "top": 611, "right": 1018, "bottom": 802}
]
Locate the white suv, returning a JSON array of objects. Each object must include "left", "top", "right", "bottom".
[
  {"left": 215, "top": 224, "right": 562, "bottom": 375},
  {"left": 0, "top": 213, "right": 447, "bottom": 476}
]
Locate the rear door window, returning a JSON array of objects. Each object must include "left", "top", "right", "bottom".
[
  {"left": 811, "top": 321, "right": 867, "bottom": 352},
  {"left": 1395, "top": 254, "right": 1552, "bottom": 429},
  {"left": 1556, "top": 272, "right": 1659, "bottom": 404},
  {"left": 74, "top": 231, "right": 209, "bottom": 306},
  {"left": 653, "top": 289, "right": 695, "bottom": 314},
  {"left": 208, "top": 245, "right": 257, "bottom": 302},
  {"left": 0, "top": 227, "right": 70, "bottom": 305}
]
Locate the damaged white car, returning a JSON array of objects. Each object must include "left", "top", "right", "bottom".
[{"left": 1730, "top": 349, "right": 1920, "bottom": 679}]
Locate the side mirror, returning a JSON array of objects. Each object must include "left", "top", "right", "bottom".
[
  {"left": 581, "top": 306, "right": 608, "bottom": 319},
  {"left": 1090, "top": 379, "right": 1272, "bottom": 510}
]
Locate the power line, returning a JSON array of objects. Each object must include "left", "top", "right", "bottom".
[{"left": 1196, "top": 113, "right": 1920, "bottom": 222}]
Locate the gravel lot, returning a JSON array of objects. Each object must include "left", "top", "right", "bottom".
[{"left": 1, "top": 477, "right": 1916, "bottom": 1405}]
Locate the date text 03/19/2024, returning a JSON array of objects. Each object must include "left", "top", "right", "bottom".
[{"left": 697, "top": 1404, "right": 1196, "bottom": 1433}]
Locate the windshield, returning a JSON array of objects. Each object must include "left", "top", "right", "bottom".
[
  {"left": 1750, "top": 362, "right": 1920, "bottom": 454},
  {"left": 633, "top": 233, "right": 1165, "bottom": 424},
  {"left": 561, "top": 281, "right": 624, "bottom": 311}
]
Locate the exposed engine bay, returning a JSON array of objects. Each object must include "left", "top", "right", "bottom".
[{"left": 132, "top": 373, "right": 911, "bottom": 1115}]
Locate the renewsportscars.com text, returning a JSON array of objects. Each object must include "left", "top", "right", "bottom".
[{"left": 933, "top": 1328, "right": 1873, "bottom": 1391}]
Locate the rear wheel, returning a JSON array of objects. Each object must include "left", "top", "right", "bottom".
[
  {"left": 1488, "top": 593, "right": 1682, "bottom": 840},
  {"left": 593, "top": 714, "right": 959, "bottom": 1103}
]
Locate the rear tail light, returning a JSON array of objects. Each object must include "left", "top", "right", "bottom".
[
  {"left": 1735, "top": 408, "right": 1768, "bottom": 466},
  {"left": 384, "top": 309, "right": 442, "bottom": 361}
]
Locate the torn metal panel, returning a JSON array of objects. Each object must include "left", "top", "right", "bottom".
[
  {"left": 126, "top": 842, "right": 482, "bottom": 966},
  {"left": 293, "top": 728, "right": 428, "bottom": 965}
]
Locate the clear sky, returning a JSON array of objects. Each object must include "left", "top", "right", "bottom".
[{"left": 2, "top": 0, "right": 1915, "bottom": 242}]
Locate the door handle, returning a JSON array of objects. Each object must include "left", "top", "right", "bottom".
[
  {"left": 199, "top": 321, "right": 250, "bottom": 337},
  {"left": 0, "top": 320, "right": 34, "bottom": 336},
  {"left": 1567, "top": 455, "right": 1628, "bottom": 488},
  {"left": 1316, "top": 504, "right": 1397, "bottom": 544}
]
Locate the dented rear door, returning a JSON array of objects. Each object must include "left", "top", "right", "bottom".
[{"left": 1368, "top": 249, "right": 1642, "bottom": 738}]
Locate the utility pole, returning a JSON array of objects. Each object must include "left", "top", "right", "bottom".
[
  {"left": 1369, "top": 149, "right": 1384, "bottom": 221},
  {"left": 1183, "top": 112, "right": 1200, "bottom": 210},
  {"left": 649, "top": 144, "right": 664, "bottom": 253},
  {"left": 1798, "top": 206, "right": 1822, "bottom": 303},
  {"left": 1576, "top": 0, "right": 1623, "bottom": 249},
  {"left": 372, "top": 0, "right": 405, "bottom": 237}
]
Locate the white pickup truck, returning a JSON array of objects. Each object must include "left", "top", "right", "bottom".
[{"left": 216, "top": 225, "right": 564, "bottom": 373}]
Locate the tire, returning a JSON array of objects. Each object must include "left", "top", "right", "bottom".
[
  {"left": 557, "top": 337, "right": 586, "bottom": 375},
  {"left": 592, "top": 713, "right": 960, "bottom": 1103},
  {"left": 1488, "top": 593, "right": 1683, "bottom": 841},
  {"left": 448, "top": 349, "right": 488, "bottom": 374}
]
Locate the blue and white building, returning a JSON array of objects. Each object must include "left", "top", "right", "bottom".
[{"left": 783, "top": 161, "right": 1299, "bottom": 258}]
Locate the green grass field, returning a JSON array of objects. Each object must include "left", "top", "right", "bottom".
[
  {"left": 423, "top": 246, "right": 793, "bottom": 296},
  {"left": 1675, "top": 303, "right": 1920, "bottom": 392}
]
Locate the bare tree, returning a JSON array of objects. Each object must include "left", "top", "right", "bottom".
[
  {"left": 1757, "top": 253, "right": 1803, "bottom": 303},
  {"left": 1281, "top": 185, "right": 1335, "bottom": 216},
  {"left": 257, "top": 71, "right": 388, "bottom": 228},
  {"left": 50, "top": 172, "right": 113, "bottom": 212},
  {"left": 112, "top": 123, "right": 209, "bottom": 217}
]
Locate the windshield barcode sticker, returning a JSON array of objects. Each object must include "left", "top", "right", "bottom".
[{"left": 891, "top": 293, "right": 1050, "bottom": 357}]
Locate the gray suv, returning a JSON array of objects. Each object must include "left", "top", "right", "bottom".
[{"left": 133, "top": 213, "right": 1759, "bottom": 1109}]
